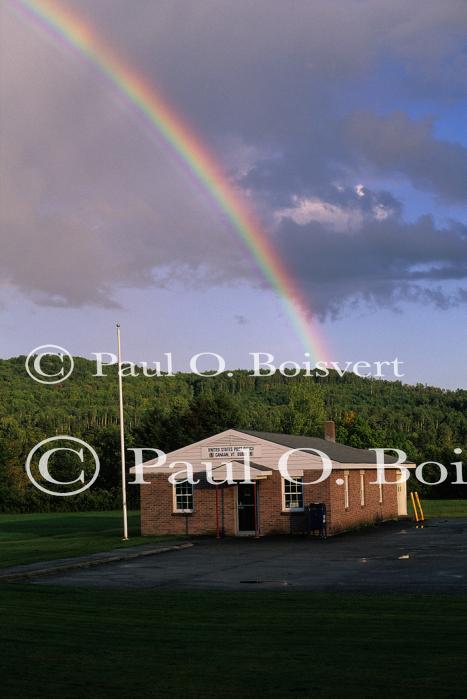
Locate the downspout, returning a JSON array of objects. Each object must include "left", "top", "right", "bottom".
[
  {"left": 215, "top": 484, "right": 220, "bottom": 539},
  {"left": 254, "top": 480, "right": 259, "bottom": 538}
]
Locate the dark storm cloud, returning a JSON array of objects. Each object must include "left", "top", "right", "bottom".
[
  {"left": 1, "top": 0, "right": 466, "bottom": 312},
  {"left": 276, "top": 211, "right": 467, "bottom": 318},
  {"left": 344, "top": 111, "right": 467, "bottom": 203}
]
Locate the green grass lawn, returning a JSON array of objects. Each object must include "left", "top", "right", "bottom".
[
  {"left": 0, "top": 586, "right": 466, "bottom": 698},
  {"left": 408, "top": 498, "right": 467, "bottom": 518},
  {"left": 1, "top": 506, "right": 467, "bottom": 696},
  {"left": 0, "top": 511, "right": 173, "bottom": 568}
]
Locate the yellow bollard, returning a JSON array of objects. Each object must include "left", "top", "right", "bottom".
[
  {"left": 414, "top": 491, "right": 425, "bottom": 527},
  {"left": 410, "top": 492, "right": 419, "bottom": 523}
]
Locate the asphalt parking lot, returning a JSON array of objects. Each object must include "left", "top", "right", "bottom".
[{"left": 36, "top": 518, "right": 467, "bottom": 592}]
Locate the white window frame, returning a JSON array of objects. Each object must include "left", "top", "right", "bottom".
[
  {"left": 344, "top": 471, "right": 349, "bottom": 510},
  {"left": 282, "top": 476, "right": 304, "bottom": 512},
  {"left": 173, "top": 480, "right": 194, "bottom": 513},
  {"left": 360, "top": 470, "right": 365, "bottom": 507}
]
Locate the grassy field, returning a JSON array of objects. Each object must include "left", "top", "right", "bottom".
[
  {"left": 411, "top": 498, "right": 467, "bottom": 518},
  {"left": 1, "top": 586, "right": 467, "bottom": 698},
  {"left": 1, "top": 505, "right": 467, "bottom": 696},
  {"left": 0, "top": 511, "right": 171, "bottom": 568}
]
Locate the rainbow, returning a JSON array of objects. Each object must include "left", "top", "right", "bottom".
[{"left": 12, "top": 0, "right": 329, "bottom": 362}]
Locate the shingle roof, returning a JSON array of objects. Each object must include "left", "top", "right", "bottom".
[{"left": 240, "top": 430, "right": 402, "bottom": 464}]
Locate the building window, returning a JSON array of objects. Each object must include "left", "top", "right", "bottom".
[
  {"left": 344, "top": 471, "right": 349, "bottom": 510},
  {"left": 283, "top": 477, "right": 304, "bottom": 511},
  {"left": 174, "top": 481, "right": 194, "bottom": 512},
  {"left": 360, "top": 471, "right": 365, "bottom": 507}
]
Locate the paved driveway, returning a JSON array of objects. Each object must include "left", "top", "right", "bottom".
[{"left": 36, "top": 518, "right": 467, "bottom": 592}]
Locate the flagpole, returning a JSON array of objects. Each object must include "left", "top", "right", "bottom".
[{"left": 116, "top": 322, "right": 129, "bottom": 540}]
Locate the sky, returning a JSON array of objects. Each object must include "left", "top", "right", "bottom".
[{"left": 1, "top": 0, "right": 466, "bottom": 388}]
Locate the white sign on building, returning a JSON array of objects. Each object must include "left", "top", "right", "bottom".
[{"left": 201, "top": 445, "right": 262, "bottom": 459}]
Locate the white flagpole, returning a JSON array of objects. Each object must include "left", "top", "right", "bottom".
[{"left": 116, "top": 322, "right": 129, "bottom": 540}]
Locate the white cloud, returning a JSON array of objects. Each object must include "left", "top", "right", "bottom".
[
  {"left": 275, "top": 196, "right": 364, "bottom": 232},
  {"left": 355, "top": 184, "right": 366, "bottom": 197}
]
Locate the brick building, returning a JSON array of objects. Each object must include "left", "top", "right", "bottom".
[{"left": 135, "top": 424, "right": 410, "bottom": 537}]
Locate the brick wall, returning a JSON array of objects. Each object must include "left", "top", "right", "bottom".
[
  {"left": 257, "top": 471, "right": 329, "bottom": 534},
  {"left": 140, "top": 468, "right": 399, "bottom": 537},
  {"left": 327, "top": 468, "right": 399, "bottom": 535},
  {"left": 140, "top": 474, "right": 237, "bottom": 536}
]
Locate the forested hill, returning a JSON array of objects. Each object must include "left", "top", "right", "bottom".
[{"left": 1, "top": 356, "right": 466, "bottom": 510}]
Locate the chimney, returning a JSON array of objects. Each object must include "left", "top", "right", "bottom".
[{"left": 324, "top": 420, "right": 336, "bottom": 442}]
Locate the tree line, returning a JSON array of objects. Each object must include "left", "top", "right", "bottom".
[{"left": 0, "top": 356, "right": 466, "bottom": 511}]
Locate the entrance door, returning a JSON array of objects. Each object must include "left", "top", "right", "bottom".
[
  {"left": 396, "top": 472, "right": 407, "bottom": 515},
  {"left": 237, "top": 483, "right": 256, "bottom": 533}
]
